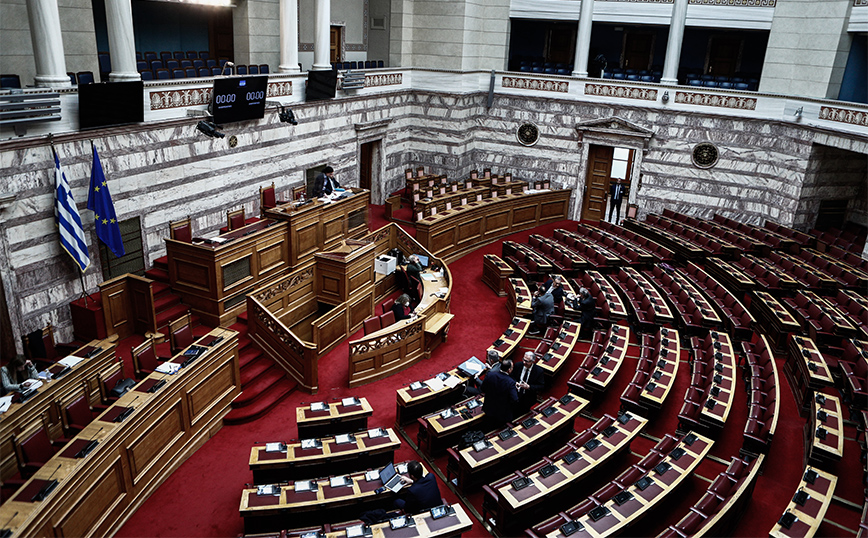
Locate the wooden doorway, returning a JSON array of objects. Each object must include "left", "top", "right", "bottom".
[
  {"left": 209, "top": 8, "right": 234, "bottom": 62},
  {"left": 582, "top": 145, "right": 614, "bottom": 222},
  {"left": 330, "top": 26, "right": 342, "bottom": 63},
  {"left": 706, "top": 36, "right": 742, "bottom": 77},
  {"left": 359, "top": 139, "right": 382, "bottom": 202},
  {"left": 545, "top": 23, "right": 577, "bottom": 65},
  {"left": 360, "top": 142, "right": 373, "bottom": 191},
  {"left": 622, "top": 32, "right": 654, "bottom": 71}
]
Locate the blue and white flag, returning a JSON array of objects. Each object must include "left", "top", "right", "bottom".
[
  {"left": 53, "top": 148, "right": 90, "bottom": 272},
  {"left": 87, "top": 145, "right": 125, "bottom": 258}
]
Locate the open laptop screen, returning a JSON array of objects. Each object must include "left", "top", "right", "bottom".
[
  {"left": 379, "top": 462, "right": 397, "bottom": 484},
  {"left": 415, "top": 254, "right": 429, "bottom": 267}
]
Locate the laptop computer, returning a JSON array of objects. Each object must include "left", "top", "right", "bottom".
[{"left": 378, "top": 462, "right": 405, "bottom": 493}]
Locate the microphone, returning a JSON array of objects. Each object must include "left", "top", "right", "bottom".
[
  {"left": 0, "top": 510, "right": 18, "bottom": 538},
  {"left": 76, "top": 427, "right": 103, "bottom": 458},
  {"left": 33, "top": 464, "right": 62, "bottom": 501}
]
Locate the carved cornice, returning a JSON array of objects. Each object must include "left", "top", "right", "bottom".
[
  {"left": 149, "top": 81, "right": 292, "bottom": 111},
  {"left": 349, "top": 321, "right": 423, "bottom": 354},
  {"left": 819, "top": 106, "right": 868, "bottom": 127},
  {"left": 502, "top": 77, "right": 569, "bottom": 93},
  {"left": 253, "top": 266, "right": 314, "bottom": 302},
  {"left": 674, "top": 91, "right": 757, "bottom": 110},
  {"left": 585, "top": 84, "right": 658, "bottom": 101}
]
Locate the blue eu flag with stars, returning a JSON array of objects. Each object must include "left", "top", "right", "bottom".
[{"left": 87, "top": 145, "right": 125, "bottom": 258}]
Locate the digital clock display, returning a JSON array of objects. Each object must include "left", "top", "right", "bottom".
[{"left": 211, "top": 75, "right": 269, "bottom": 124}]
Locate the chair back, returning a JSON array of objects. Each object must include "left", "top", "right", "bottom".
[
  {"left": 61, "top": 388, "right": 93, "bottom": 436},
  {"left": 22, "top": 324, "right": 58, "bottom": 362},
  {"left": 227, "top": 208, "right": 245, "bottom": 231},
  {"left": 381, "top": 298, "right": 395, "bottom": 315},
  {"left": 363, "top": 317, "right": 381, "bottom": 335},
  {"left": 169, "top": 313, "right": 194, "bottom": 354},
  {"left": 97, "top": 362, "right": 124, "bottom": 404},
  {"left": 13, "top": 421, "right": 53, "bottom": 476},
  {"left": 170, "top": 217, "right": 193, "bottom": 243},
  {"left": 260, "top": 182, "right": 277, "bottom": 210},
  {"left": 132, "top": 338, "right": 160, "bottom": 377},
  {"left": 292, "top": 185, "right": 307, "bottom": 200},
  {"left": 380, "top": 310, "right": 396, "bottom": 327}
]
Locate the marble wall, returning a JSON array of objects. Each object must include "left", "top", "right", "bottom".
[
  {"left": 0, "top": 87, "right": 866, "bottom": 352},
  {"left": 796, "top": 143, "right": 868, "bottom": 230}
]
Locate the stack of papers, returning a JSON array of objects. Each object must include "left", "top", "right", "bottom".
[
  {"left": 58, "top": 356, "right": 85, "bottom": 369},
  {"left": 424, "top": 377, "right": 445, "bottom": 391},
  {"left": 342, "top": 397, "right": 360, "bottom": 406},
  {"left": 346, "top": 525, "right": 366, "bottom": 538},
  {"left": 155, "top": 362, "right": 181, "bottom": 375},
  {"left": 0, "top": 395, "right": 13, "bottom": 414},
  {"left": 310, "top": 402, "right": 328, "bottom": 411},
  {"left": 421, "top": 273, "right": 438, "bottom": 282},
  {"left": 329, "top": 476, "right": 351, "bottom": 488},
  {"left": 265, "top": 442, "right": 286, "bottom": 453}
]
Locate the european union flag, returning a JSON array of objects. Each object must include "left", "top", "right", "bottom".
[{"left": 87, "top": 145, "right": 125, "bottom": 258}]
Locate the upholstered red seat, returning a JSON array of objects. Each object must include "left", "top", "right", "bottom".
[
  {"left": 62, "top": 393, "right": 94, "bottom": 437},
  {"left": 14, "top": 426, "right": 57, "bottom": 478},
  {"left": 363, "top": 317, "right": 381, "bottom": 335}
]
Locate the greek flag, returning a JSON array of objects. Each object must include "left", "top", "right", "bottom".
[
  {"left": 87, "top": 145, "right": 125, "bottom": 258},
  {"left": 54, "top": 148, "right": 90, "bottom": 272}
]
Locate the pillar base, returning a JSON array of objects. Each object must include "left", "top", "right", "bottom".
[
  {"left": 109, "top": 71, "right": 142, "bottom": 82},
  {"left": 279, "top": 65, "right": 301, "bottom": 73},
  {"left": 572, "top": 71, "right": 589, "bottom": 78},
  {"left": 660, "top": 77, "right": 679, "bottom": 86},
  {"left": 34, "top": 74, "right": 72, "bottom": 88},
  {"left": 311, "top": 63, "right": 332, "bottom": 71}
]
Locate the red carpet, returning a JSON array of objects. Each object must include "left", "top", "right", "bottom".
[{"left": 115, "top": 212, "right": 865, "bottom": 538}]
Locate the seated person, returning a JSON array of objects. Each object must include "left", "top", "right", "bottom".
[
  {"left": 312, "top": 166, "right": 340, "bottom": 198},
  {"left": 404, "top": 255, "right": 423, "bottom": 303},
  {"left": 394, "top": 461, "right": 441, "bottom": 514},
  {"left": 1, "top": 355, "right": 38, "bottom": 395},
  {"left": 392, "top": 294, "right": 414, "bottom": 321}
]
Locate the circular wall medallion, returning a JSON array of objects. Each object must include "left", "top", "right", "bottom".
[
  {"left": 692, "top": 142, "right": 719, "bottom": 169},
  {"left": 228, "top": 135, "right": 238, "bottom": 148},
  {"left": 517, "top": 123, "right": 540, "bottom": 146}
]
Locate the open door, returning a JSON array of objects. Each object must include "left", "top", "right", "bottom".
[{"left": 581, "top": 145, "right": 614, "bottom": 222}]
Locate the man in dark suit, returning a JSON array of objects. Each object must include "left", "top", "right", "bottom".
[
  {"left": 312, "top": 166, "right": 340, "bottom": 197},
  {"left": 511, "top": 351, "right": 545, "bottom": 413},
  {"left": 607, "top": 177, "right": 627, "bottom": 225},
  {"left": 578, "top": 287, "right": 597, "bottom": 339},
  {"left": 481, "top": 358, "right": 518, "bottom": 431},
  {"left": 394, "top": 461, "right": 441, "bottom": 514},
  {"left": 404, "top": 254, "right": 423, "bottom": 304}
]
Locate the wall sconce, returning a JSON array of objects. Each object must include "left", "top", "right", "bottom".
[
  {"left": 793, "top": 106, "right": 803, "bottom": 120},
  {"left": 661, "top": 91, "right": 669, "bottom": 104}
]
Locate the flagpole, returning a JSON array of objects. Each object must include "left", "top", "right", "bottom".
[{"left": 78, "top": 268, "right": 89, "bottom": 305}]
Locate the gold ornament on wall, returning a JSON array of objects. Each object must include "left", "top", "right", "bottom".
[{"left": 692, "top": 142, "right": 719, "bottom": 169}]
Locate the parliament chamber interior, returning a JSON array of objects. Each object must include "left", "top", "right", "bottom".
[{"left": 0, "top": 0, "right": 867, "bottom": 537}]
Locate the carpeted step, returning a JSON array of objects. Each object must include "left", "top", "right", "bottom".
[
  {"left": 240, "top": 357, "right": 275, "bottom": 387},
  {"left": 236, "top": 333, "right": 252, "bottom": 352},
  {"left": 152, "top": 255, "right": 168, "bottom": 270},
  {"left": 238, "top": 345, "right": 263, "bottom": 370},
  {"left": 153, "top": 292, "right": 181, "bottom": 314},
  {"left": 151, "top": 281, "right": 170, "bottom": 296},
  {"left": 231, "top": 368, "right": 284, "bottom": 408},
  {"left": 156, "top": 303, "right": 191, "bottom": 331},
  {"left": 223, "top": 378, "right": 296, "bottom": 425},
  {"left": 237, "top": 310, "right": 249, "bottom": 323},
  {"left": 144, "top": 267, "right": 169, "bottom": 283}
]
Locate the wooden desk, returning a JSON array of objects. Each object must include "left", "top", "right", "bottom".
[
  {"left": 240, "top": 461, "right": 424, "bottom": 533},
  {"left": 584, "top": 326, "right": 631, "bottom": 394},
  {"left": 415, "top": 189, "right": 571, "bottom": 262},
  {"left": 619, "top": 267, "right": 675, "bottom": 327},
  {"left": 745, "top": 254, "right": 800, "bottom": 290},
  {"left": 0, "top": 328, "right": 239, "bottom": 538},
  {"left": 639, "top": 330, "right": 681, "bottom": 409},
  {"left": 453, "top": 394, "right": 588, "bottom": 488},
  {"left": 417, "top": 395, "right": 485, "bottom": 456},
  {"left": 698, "top": 333, "right": 737, "bottom": 429},
  {"left": 325, "top": 502, "right": 474, "bottom": 537},
  {"left": 622, "top": 220, "right": 706, "bottom": 260},
  {"left": 663, "top": 268, "right": 723, "bottom": 328},
  {"left": 249, "top": 429, "right": 400, "bottom": 484},
  {"left": 491, "top": 413, "right": 648, "bottom": 534},
  {"left": 806, "top": 393, "right": 844, "bottom": 467},
  {"left": 483, "top": 254, "right": 514, "bottom": 297},
  {"left": 296, "top": 397, "right": 374, "bottom": 439},
  {"left": 581, "top": 271, "right": 629, "bottom": 321},
  {"left": 786, "top": 335, "right": 835, "bottom": 416},
  {"left": 396, "top": 366, "right": 473, "bottom": 426},
  {"left": 0, "top": 339, "right": 116, "bottom": 482},
  {"left": 537, "top": 320, "right": 580, "bottom": 379},
  {"left": 487, "top": 318, "right": 531, "bottom": 361},
  {"left": 750, "top": 290, "right": 801, "bottom": 352},
  {"left": 167, "top": 218, "right": 290, "bottom": 326},
  {"left": 264, "top": 188, "right": 371, "bottom": 268},
  {"left": 705, "top": 257, "right": 758, "bottom": 292},
  {"left": 541, "top": 432, "right": 714, "bottom": 538},
  {"left": 768, "top": 467, "right": 837, "bottom": 538},
  {"left": 507, "top": 278, "right": 533, "bottom": 319}
]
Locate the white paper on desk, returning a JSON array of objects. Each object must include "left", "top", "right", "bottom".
[
  {"left": 23, "top": 380, "right": 43, "bottom": 391},
  {"left": 330, "top": 476, "right": 350, "bottom": 488},
  {"left": 334, "top": 433, "right": 354, "bottom": 444},
  {"left": 367, "top": 428, "right": 385, "bottom": 438},
  {"left": 155, "top": 362, "right": 180, "bottom": 374},
  {"left": 257, "top": 484, "right": 279, "bottom": 495},
  {"left": 346, "top": 525, "right": 365, "bottom": 538},
  {"left": 310, "top": 401, "right": 327, "bottom": 411},
  {"left": 0, "top": 395, "right": 12, "bottom": 414},
  {"left": 438, "top": 287, "right": 449, "bottom": 294},
  {"left": 58, "top": 356, "right": 84, "bottom": 368},
  {"left": 424, "top": 377, "right": 445, "bottom": 391},
  {"left": 265, "top": 442, "right": 286, "bottom": 453},
  {"left": 396, "top": 462, "right": 408, "bottom": 474},
  {"left": 421, "top": 273, "right": 438, "bottom": 282},
  {"left": 342, "top": 397, "right": 360, "bottom": 407},
  {"left": 365, "top": 470, "right": 379, "bottom": 482},
  {"left": 295, "top": 479, "right": 316, "bottom": 492},
  {"left": 443, "top": 375, "right": 461, "bottom": 388}
]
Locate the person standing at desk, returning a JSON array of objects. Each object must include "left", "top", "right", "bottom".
[
  {"left": 1, "top": 355, "right": 38, "bottom": 395},
  {"left": 529, "top": 286, "right": 554, "bottom": 336},
  {"left": 481, "top": 358, "right": 518, "bottom": 431},
  {"left": 312, "top": 166, "right": 340, "bottom": 197},
  {"left": 511, "top": 351, "right": 545, "bottom": 413},
  {"left": 394, "top": 461, "right": 441, "bottom": 514},
  {"left": 405, "top": 255, "right": 423, "bottom": 304}
]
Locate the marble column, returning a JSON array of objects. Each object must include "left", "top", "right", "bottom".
[
  {"left": 660, "top": 0, "right": 688, "bottom": 85},
  {"left": 312, "top": 0, "right": 331, "bottom": 70},
  {"left": 25, "top": 0, "right": 71, "bottom": 87},
  {"left": 572, "top": 0, "right": 595, "bottom": 78},
  {"left": 105, "top": 0, "right": 140, "bottom": 81},
  {"left": 279, "top": 0, "right": 300, "bottom": 72}
]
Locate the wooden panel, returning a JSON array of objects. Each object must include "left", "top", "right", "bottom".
[
  {"left": 174, "top": 260, "right": 213, "bottom": 293},
  {"left": 382, "top": 348, "right": 402, "bottom": 368},
  {"left": 128, "top": 401, "right": 186, "bottom": 483},
  {"left": 458, "top": 218, "right": 483, "bottom": 244},
  {"left": 431, "top": 229, "right": 457, "bottom": 255},
  {"left": 485, "top": 210, "right": 511, "bottom": 235},
  {"left": 348, "top": 291, "right": 374, "bottom": 334},
  {"left": 512, "top": 205, "right": 538, "bottom": 226},
  {"left": 354, "top": 356, "right": 376, "bottom": 375},
  {"left": 541, "top": 200, "right": 568, "bottom": 220},
  {"left": 105, "top": 288, "right": 129, "bottom": 337},
  {"left": 323, "top": 215, "right": 344, "bottom": 244},
  {"left": 296, "top": 222, "right": 319, "bottom": 260},
  {"left": 315, "top": 304, "right": 348, "bottom": 354},
  {"left": 321, "top": 275, "right": 341, "bottom": 296},
  {"left": 187, "top": 359, "right": 237, "bottom": 425},
  {"left": 56, "top": 457, "right": 127, "bottom": 538},
  {"left": 348, "top": 266, "right": 372, "bottom": 295},
  {"left": 258, "top": 241, "right": 285, "bottom": 272}
]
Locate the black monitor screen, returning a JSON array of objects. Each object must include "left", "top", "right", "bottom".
[
  {"left": 211, "top": 76, "right": 268, "bottom": 124},
  {"left": 306, "top": 70, "right": 337, "bottom": 101},
  {"left": 78, "top": 81, "right": 144, "bottom": 129}
]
